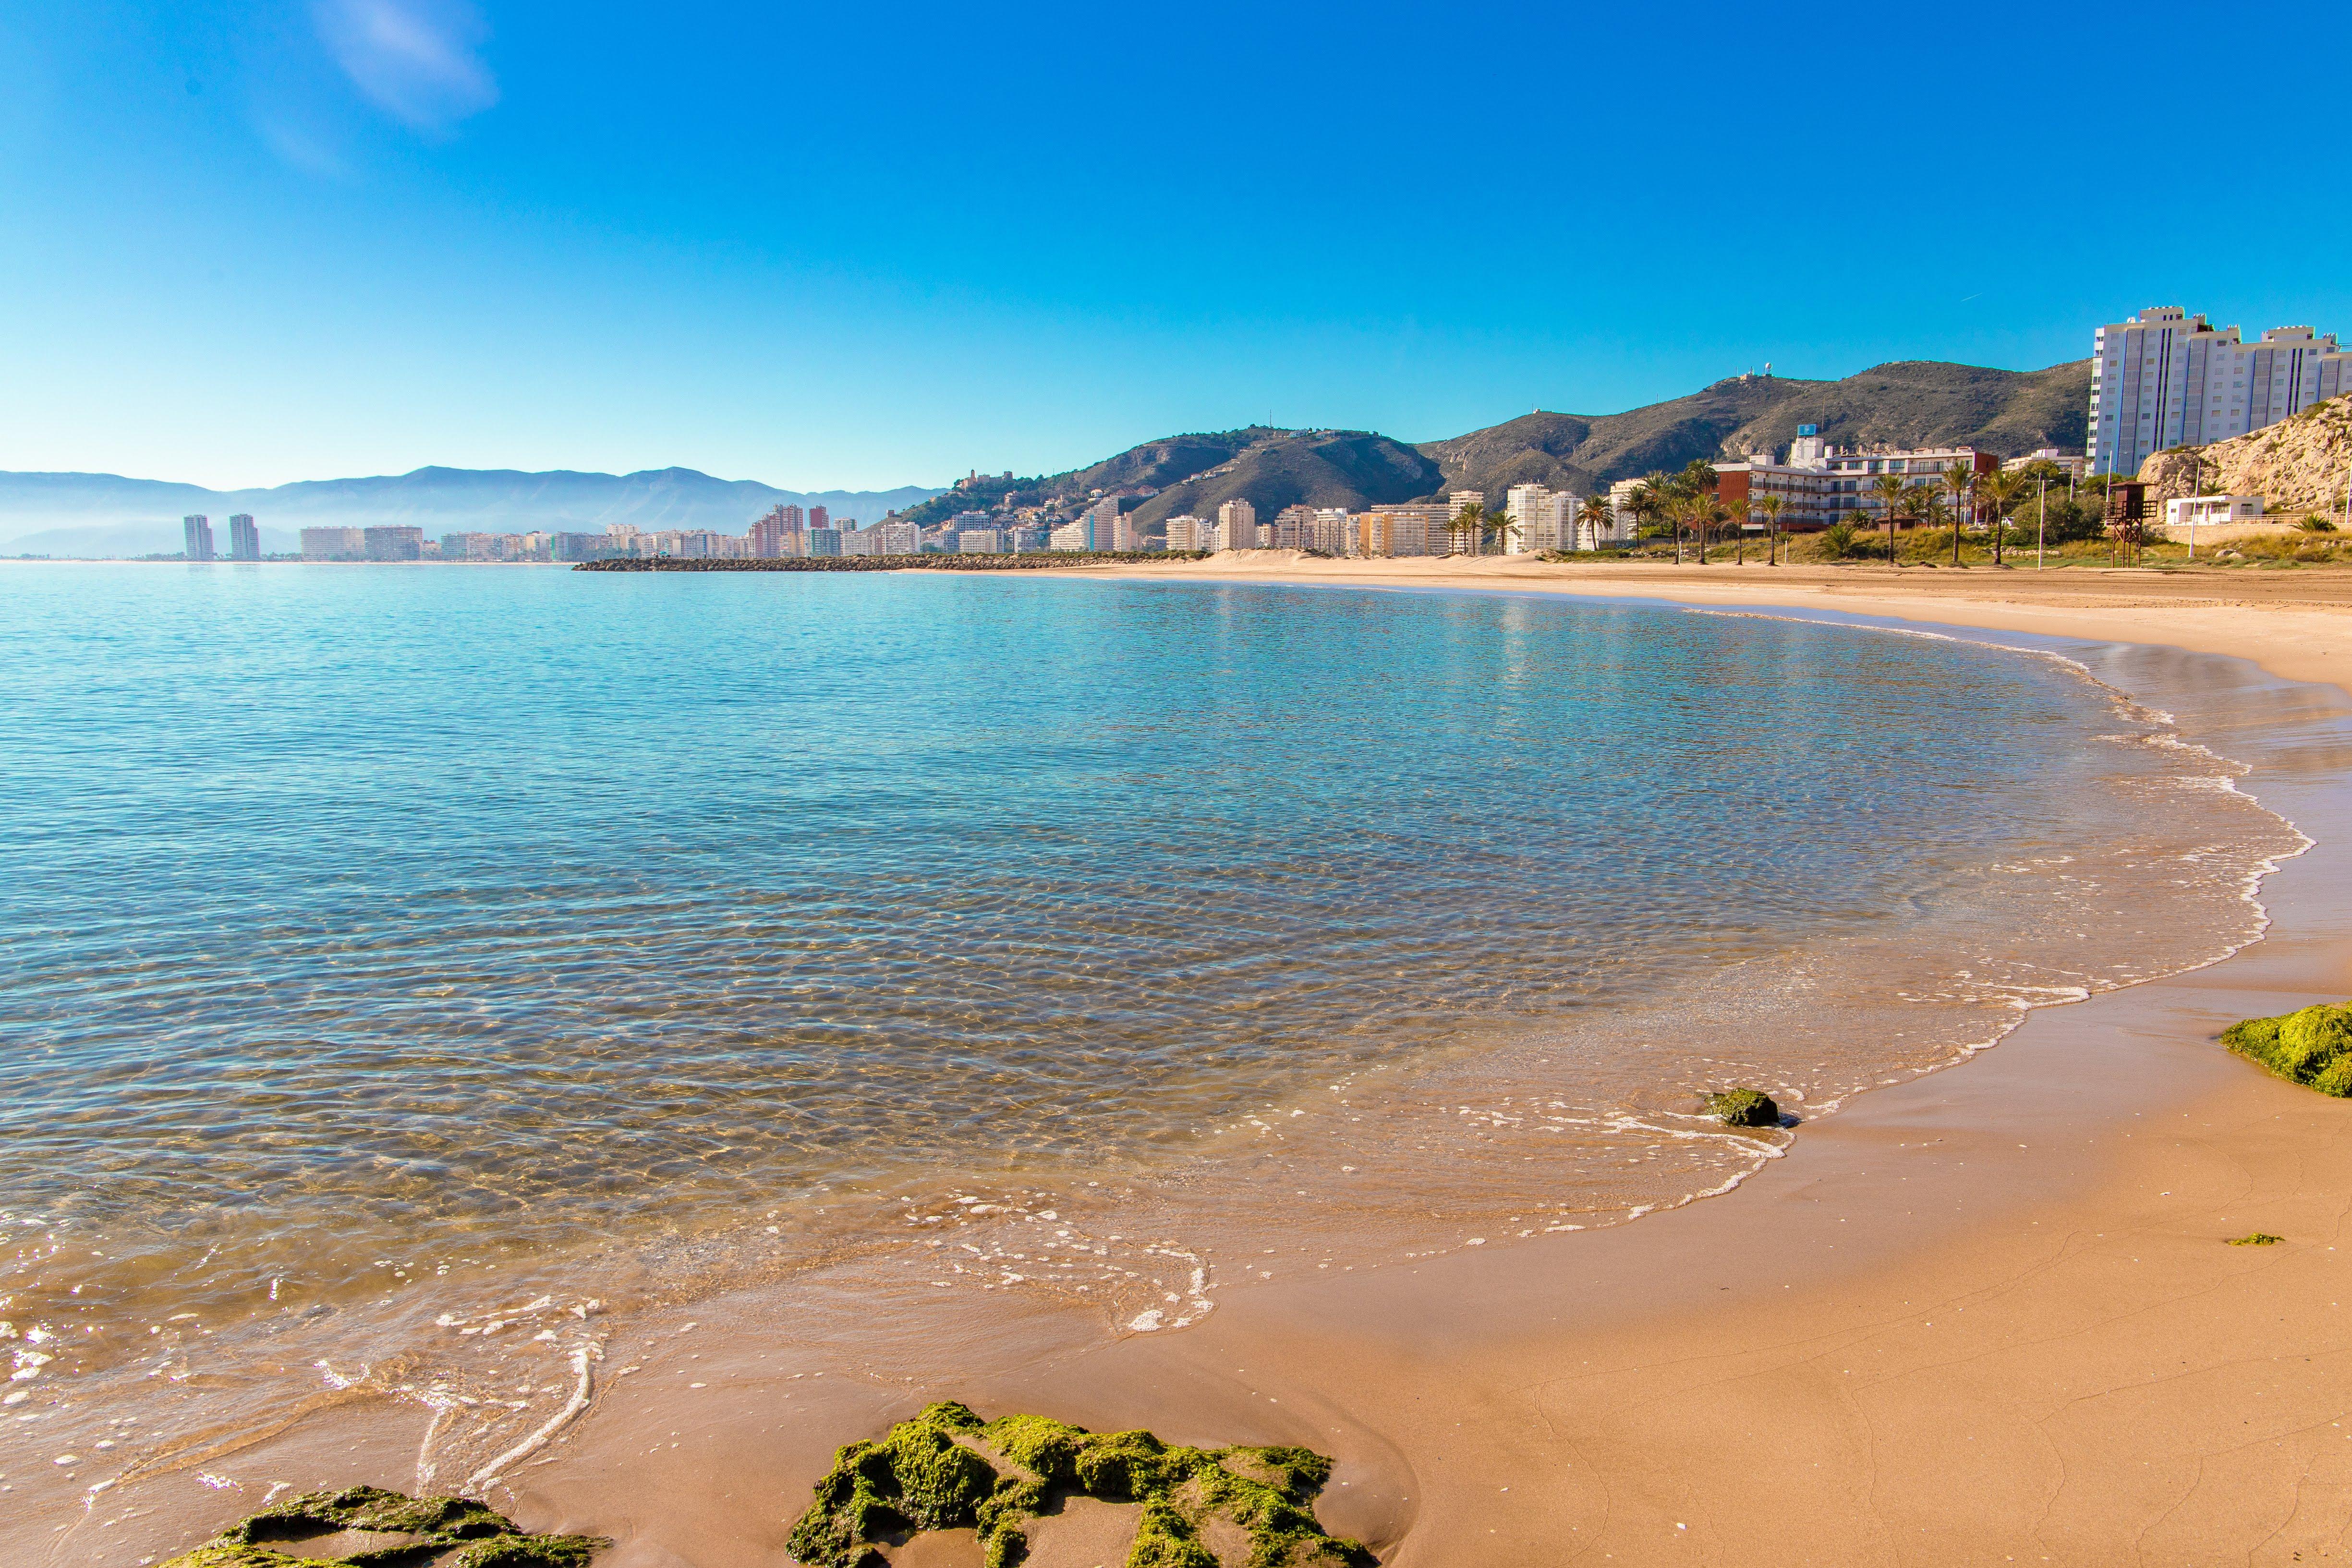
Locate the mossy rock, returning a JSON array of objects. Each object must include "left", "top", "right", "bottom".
[
  {"left": 2222, "top": 1002, "right": 2352, "bottom": 1095},
  {"left": 161, "top": 1485, "right": 604, "bottom": 1567},
  {"left": 1704, "top": 1087, "right": 1780, "bottom": 1128},
  {"left": 787, "top": 1402, "right": 1375, "bottom": 1568}
]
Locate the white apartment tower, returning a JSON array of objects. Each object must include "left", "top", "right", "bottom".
[
  {"left": 1215, "top": 498, "right": 1257, "bottom": 551},
  {"left": 2089, "top": 307, "right": 2352, "bottom": 474},
  {"left": 182, "top": 514, "right": 214, "bottom": 561}
]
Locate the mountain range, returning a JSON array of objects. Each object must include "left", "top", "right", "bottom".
[
  {"left": 0, "top": 468, "right": 944, "bottom": 557},
  {"left": 905, "top": 357, "right": 2092, "bottom": 532},
  {"left": 4, "top": 357, "right": 2092, "bottom": 556}
]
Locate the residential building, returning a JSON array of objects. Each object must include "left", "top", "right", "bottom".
[
  {"left": 227, "top": 513, "right": 260, "bottom": 561},
  {"left": 1607, "top": 479, "right": 1648, "bottom": 535},
  {"left": 1503, "top": 485, "right": 1584, "bottom": 553},
  {"left": 301, "top": 526, "right": 365, "bottom": 562},
  {"left": 550, "top": 532, "right": 608, "bottom": 562},
  {"left": 808, "top": 505, "right": 829, "bottom": 531},
  {"left": 751, "top": 505, "right": 804, "bottom": 558},
  {"left": 2002, "top": 447, "right": 2090, "bottom": 481},
  {"left": 2162, "top": 495, "right": 2264, "bottom": 531},
  {"left": 364, "top": 526, "right": 424, "bottom": 561},
  {"left": 182, "top": 514, "right": 214, "bottom": 561},
  {"left": 807, "top": 527, "right": 843, "bottom": 557},
  {"left": 1047, "top": 519, "right": 1091, "bottom": 551},
  {"left": 1358, "top": 504, "right": 1453, "bottom": 557},
  {"left": 1271, "top": 505, "right": 1318, "bottom": 550},
  {"left": 954, "top": 528, "right": 1004, "bottom": 553},
  {"left": 878, "top": 519, "right": 923, "bottom": 554},
  {"left": 1310, "top": 508, "right": 1353, "bottom": 555},
  {"left": 952, "top": 510, "right": 992, "bottom": 531},
  {"left": 2089, "top": 307, "right": 2352, "bottom": 475},
  {"left": 1216, "top": 498, "right": 1257, "bottom": 550},
  {"left": 1164, "top": 514, "right": 1207, "bottom": 551}
]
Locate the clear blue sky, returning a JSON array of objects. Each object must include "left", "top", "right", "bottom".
[{"left": 4, "top": 0, "right": 2347, "bottom": 490}]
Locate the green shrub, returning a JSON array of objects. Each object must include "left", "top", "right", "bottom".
[{"left": 2221, "top": 1002, "right": 2352, "bottom": 1094}]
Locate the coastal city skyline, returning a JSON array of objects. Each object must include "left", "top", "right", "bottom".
[{"left": 119, "top": 302, "right": 2351, "bottom": 563}]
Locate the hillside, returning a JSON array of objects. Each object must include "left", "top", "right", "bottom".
[
  {"left": 0, "top": 468, "right": 942, "bottom": 557},
  {"left": 2138, "top": 394, "right": 2352, "bottom": 513},
  {"left": 892, "top": 425, "right": 1443, "bottom": 534},
  {"left": 1420, "top": 360, "right": 2092, "bottom": 500}
]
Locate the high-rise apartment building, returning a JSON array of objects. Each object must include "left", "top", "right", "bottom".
[
  {"left": 806, "top": 527, "right": 843, "bottom": 557},
  {"left": 1358, "top": 504, "right": 1453, "bottom": 557},
  {"left": 1271, "top": 505, "right": 1318, "bottom": 550},
  {"left": 750, "top": 504, "right": 805, "bottom": 558},
  {"left": 227, "top": 514, "right": 260, "bottom": 561},
  {"left": 1503, "top": 485, "right": 1587, "bottom": 553},
  {"left": 1215, "top": 498, "right": 1256, "bottom": 550},
  {"left": 301, "top": 526, "right": 365, "bottom": 561},
  {"left": 1164, "top": 515, "right": 1206, "bottom": 551},
  {"left": 808, "top": 505, "right": 829, "bottom": 531},
  {"left": 364, "top": 526, "right": 424, "bottom": 561},
  {"left": 2089, "top": 307, "right": 2352, "bottom": 474},
  {"left": 182, "top": 515, "right": 214, "bottom": 561}
]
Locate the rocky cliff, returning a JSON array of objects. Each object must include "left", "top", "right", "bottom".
[{"left": 2137, "top": 395, "right": 2352, "bottom": 517}]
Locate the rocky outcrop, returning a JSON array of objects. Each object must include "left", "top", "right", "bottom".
[
  {"left": 2139, "top": 395, "right": 2352, "bottom": 515},
  {"left": 788, "top": 1401, "right": 1372, "bottom": 1568},
  {"left": 161, "top": 1486, "right": 603, "bottom": 1567}
]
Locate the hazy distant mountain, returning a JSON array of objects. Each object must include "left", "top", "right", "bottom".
[
  {"left": 1419, "top": 360, "right": 2093, "bottom": 501},
  {"left": 0, "top": 466, "right": 944, "bottom": 557}
]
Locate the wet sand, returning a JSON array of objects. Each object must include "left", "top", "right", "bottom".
[{"left": 80, "top": 559, "right": 2352, "bottom": 1567}]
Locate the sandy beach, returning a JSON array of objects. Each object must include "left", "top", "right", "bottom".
[{"left": 88, "top": 558, "right": 2352, "bottom": 1568}]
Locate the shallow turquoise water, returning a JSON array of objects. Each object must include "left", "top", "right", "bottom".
[{"left": 0, "top": 563, "right": 2296, "bottom": 1468}]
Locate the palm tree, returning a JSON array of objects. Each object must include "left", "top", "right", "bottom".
[
  {"left": 1976, "top": 468, "right": 2026, "bottom": 565},
  {"left": 1868, "top": 472, "right": 1909, "bottom": 564},
  {"left": 1486, "top": 511, "right": 1521, "bottom": 555},
  {"left": 1448, "top": 502, "right": 1486, "bottom": 557},
  {"left": 1754, "top": 495, "right": 1786, "bottom": 565},
  {"left": 1942, "top": 461, "right": 1978, "bottom": 567}
]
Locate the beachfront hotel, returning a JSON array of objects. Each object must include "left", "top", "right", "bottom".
[{"left": 2089, "top": 307, "right": 2352, "bottom": 475}]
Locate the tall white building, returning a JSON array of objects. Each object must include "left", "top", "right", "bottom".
[
  {"left": 1502, "top": 485, "right": 1587, "bottom": 553},
  {"left": 182, "top": 514, "right": 214, "bottom": 561},
  {"left": 1215, "top": 498, "right": 1257, "bottom": 551},
  {"left": 1165, "top": 515, "right": 1207, "bottom": 551},
  {"left": 2089, "top": 307, "right": 2352, "bottom": 474}
]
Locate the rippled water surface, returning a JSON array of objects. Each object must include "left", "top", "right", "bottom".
[{"left": 0, "top": 562, "right": 2303, "bottom": 1508}]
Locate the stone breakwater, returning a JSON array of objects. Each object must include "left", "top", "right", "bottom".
[{"left": 575, "top": 552, "right": 1205, "bottom": 572}]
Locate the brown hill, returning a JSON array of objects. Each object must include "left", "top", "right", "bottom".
[{"left": 1420, "top": 360, "right": 2092, "bottom": 501}]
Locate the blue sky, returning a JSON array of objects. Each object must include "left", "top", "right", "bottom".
[{"left": 4, "top": 0, "right": 2347, "bottom": 490}]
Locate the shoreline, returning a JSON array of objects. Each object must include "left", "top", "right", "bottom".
[{"left": 71, "top": 564, "right": 2352, "bottom": 1567}]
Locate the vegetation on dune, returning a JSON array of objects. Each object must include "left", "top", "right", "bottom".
[
  {"left": 1704, "top": 1088, "right": 1781, "bottom": 1128},
  {"left": 787, "top": 1401, "right": 1372, "bottom": 1568},
  {"left": 2221, "top": 1002, "right": 2352, "bottom": 1097},
  {"left": 161, "top": 1485, "right": 604, "bottom": 1568}
]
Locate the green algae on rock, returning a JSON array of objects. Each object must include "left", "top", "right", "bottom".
[
  {"left": 2228, "top": 1232, "right": 2286, "bottom": 1246},
  {"left": 786, "top": 1401, "right": 1374, "bottom": 1568},
  {"left": 1704, "top": 1087, "right": 1781, "bottom": 1128},
  {"left": 160, "top": 1484, "right": 604, "bottom": 1568},
  {"left": 2221, "top": 1001, "right": 2352, "bottom": 1096}
]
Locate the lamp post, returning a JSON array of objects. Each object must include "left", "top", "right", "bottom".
[{"left": 2037, "top": 479, "right": 2047, "bottom": 570}]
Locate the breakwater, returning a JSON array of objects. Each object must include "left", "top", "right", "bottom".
[{"left": 575, "top": 551, "right": 1203, "bottom": 571}]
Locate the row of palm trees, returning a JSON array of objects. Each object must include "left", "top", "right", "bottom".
[{"left": 1446, "top": 455, "right": 2060, "bottom": 565}]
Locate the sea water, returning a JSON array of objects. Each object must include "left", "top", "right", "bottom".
[{"left": 0, "top": 563, "right": 2301, "bottom": 1509}]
